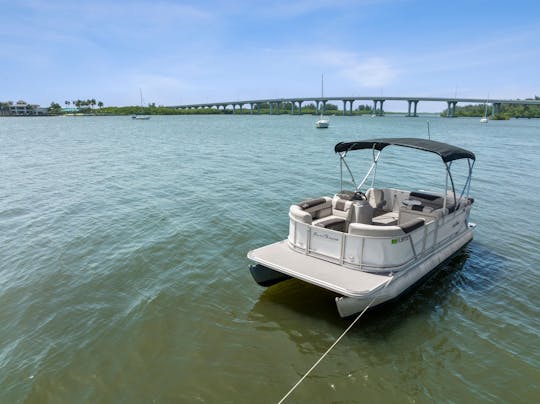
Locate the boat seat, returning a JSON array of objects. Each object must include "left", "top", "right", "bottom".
[
  {"left": 331, "top": 195, "right": 354, "bottom": 221},
  {"left": 294, "top": 197, "right": 332, "bottom": 220},
  {"left": 349, "top": 218, "right": 424, "bottom": 237},
  {"left": 290, "top": 205, "right": 313, "bottom": 224},
  {"left": 408, "top": 191, "right": 456, "bottom": 212},
  {"left": 366, "top": 188, "right": 387, "bottom": 216},
  {"left": 312, "top": 196, "right": 353, "bottom": 232},
  {"left": 314, "top": 217, "right": 346, "bottom": 232},
  {"left": 372, "top": 211, "right": 399, "bottom": 226},
  {"left": 399, "top": 202, "right": 446, "bottom": 225}
]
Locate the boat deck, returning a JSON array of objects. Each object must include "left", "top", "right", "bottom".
[{"left": 247, "top": 240, "right": 391, "bottom": 298}]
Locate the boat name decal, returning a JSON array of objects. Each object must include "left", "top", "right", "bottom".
[{"left": 312, "top": 231, "right": 339, "bottom": 241}]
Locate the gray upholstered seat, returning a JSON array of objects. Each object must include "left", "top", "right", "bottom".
[
  {"left": 312, "top": 195, "right": 354, "bottom": 232},
  {"left": 366, "top": 188, "right": 387, "bottom": 216}
]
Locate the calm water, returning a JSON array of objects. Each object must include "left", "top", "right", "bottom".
[{"left": 1, "top": 114, "right": 539, "bottom": 402}]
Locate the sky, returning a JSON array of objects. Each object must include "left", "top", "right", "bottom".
[{"left": 1, "top": 0, "right": 539, "bottom": 111}]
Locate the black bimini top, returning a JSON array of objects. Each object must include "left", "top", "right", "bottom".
[{"left": 334, "top": 137, "right": 475, "bottom": 163}]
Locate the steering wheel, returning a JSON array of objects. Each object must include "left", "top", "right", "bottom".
[{"left": 352, "top": 191, "right": 366, "bottom": 201}]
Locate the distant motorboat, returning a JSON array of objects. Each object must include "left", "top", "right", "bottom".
[{"left": 480, "top": 117, "right": 488, "bottom": 123}]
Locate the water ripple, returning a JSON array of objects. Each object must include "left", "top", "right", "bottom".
[{"left": 1, "top": 115, "right": 539, "bottom": 402}]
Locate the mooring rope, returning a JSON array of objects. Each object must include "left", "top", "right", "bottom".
[{"left": 278, "top": 277, "right": 393, "bottom": 404}]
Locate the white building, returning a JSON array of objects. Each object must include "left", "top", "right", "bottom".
[{"left": 1, "top": 100, "right": 49, "bottom": 115}]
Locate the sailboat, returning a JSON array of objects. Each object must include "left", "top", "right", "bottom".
[
  {"left": 480, "top": 94, "right": 489, "bottom": 123},
  {"left": 315, "top": 75, "right": 329, "bottom": 128},
  {"left": 132, "top": 88, "right": 150, "bottom": 120}
]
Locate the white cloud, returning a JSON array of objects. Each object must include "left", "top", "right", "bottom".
[
  {"left": 319, "top": 51, "right": 398, "bottom": 88},
  {"left": 340, "top": 57, "right": 398, "bottom": 87}
]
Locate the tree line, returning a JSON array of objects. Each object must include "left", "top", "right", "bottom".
[
  {"left": 440, "top": 96, "right": 540, "bottom": 120},
  {"left": 45, "top": 101, "right": 375, "bottom": 115}
]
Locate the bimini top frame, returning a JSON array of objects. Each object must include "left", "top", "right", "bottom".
[
  {"left": 335, "top": 137, "right": 476, "bottom": 210},
  {"left": 334, "top": 137, "right": 476, "bottom": 162}
]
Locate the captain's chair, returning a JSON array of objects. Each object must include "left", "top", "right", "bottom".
[{"left": 366, "top": 188, "right": 387, "bottom": 215}]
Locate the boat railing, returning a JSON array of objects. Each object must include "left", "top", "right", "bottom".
[{"left": 287, "top": 208, "right": 468, "bottom": 273}]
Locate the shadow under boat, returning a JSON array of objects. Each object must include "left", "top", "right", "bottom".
[{"left": 249, "top": 241, "right": 495, "bottom": 321}]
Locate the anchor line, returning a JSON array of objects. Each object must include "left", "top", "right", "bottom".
[{"left": 278, "top": 277, "right": 393, "bottom": 404}]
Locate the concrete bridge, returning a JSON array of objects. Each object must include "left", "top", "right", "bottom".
[{"left": 168, "top": 96, "right": 540, "bottom": 117}]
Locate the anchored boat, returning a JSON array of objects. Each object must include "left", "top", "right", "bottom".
[{"left": 247, "top": 138, "right": 476, "bottom": 317}]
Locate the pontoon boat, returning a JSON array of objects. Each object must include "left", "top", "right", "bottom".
[{"left": 247, "top": 138, "right": 476, "bottom": 317}]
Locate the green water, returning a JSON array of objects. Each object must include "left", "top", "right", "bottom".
[{"left": 1, "top": 115, "right": 539, "bottom": 402}]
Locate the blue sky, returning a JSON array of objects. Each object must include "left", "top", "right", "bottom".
[{"left": 1, "top": 0, "right": 539, "bottom": 111}]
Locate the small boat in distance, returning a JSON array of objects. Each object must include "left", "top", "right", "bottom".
[
  {"left": 480, "top": 94, "right": 489, "bottom": 123},
  {"left": 132, "top": 88, "right": 150, "bottom": 120},
  {"left": 247, "top": 138, "right": 476, "bottom": 317},
  {"left": 315, "top": 116, "right": 329, "bottom": 128},
  {"left": 315, "top": 75, "right": 329, "bottom": 128}
]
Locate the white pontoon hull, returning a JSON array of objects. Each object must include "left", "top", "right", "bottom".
[
  {"left": 335, "top": 227, "right": 472, "bottom": 317},
  {"left": 248, "top": 226, "right": 472, "bottom": 317}
]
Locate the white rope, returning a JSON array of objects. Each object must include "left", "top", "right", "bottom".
[{"left": 278, "top": 277, "right": 393, "bottom": 404}]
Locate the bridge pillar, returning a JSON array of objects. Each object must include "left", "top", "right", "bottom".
[
  {"left": 298, "top": 101, "right": 303, "bottom": 114},
  {"left": 492, "top": 103, "right": 501, "bottom": 116},
  {"left": 407, "top": 100, "right": 419, "bottom": 117},
  {"left": 446, "top": 101, "right": 458, "bottom": 117},
  {"left": 373, "top": 100, "right": 384, "bottom": 115},
  {"left": 316, "top": 100, "right": 320, "bottom": 114},
  {"left": 250, "top": 103, "right": 254, "bottom": 114},
  {"left": 277, "top": 101, "right": 282, "bottom": 115},
  {"left": 341, "top": 100, "right": 353, "bottom": 116},
  {"left": 291, "top": 101, "right": 294, "bottom": 114},
  {"left": 322, "top": 100, "right": 327, "bottom": 114},
  {"left": 269, "top": 102, "right": 273, "bottom": 115}
]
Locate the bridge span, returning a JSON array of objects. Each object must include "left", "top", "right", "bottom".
[{"left": 168, "top": 96, "right": 540, "bottom": 117}]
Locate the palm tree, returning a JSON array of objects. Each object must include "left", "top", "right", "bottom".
[{"left": 98, "top": 101, "right": 104, "bottom": 109}]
